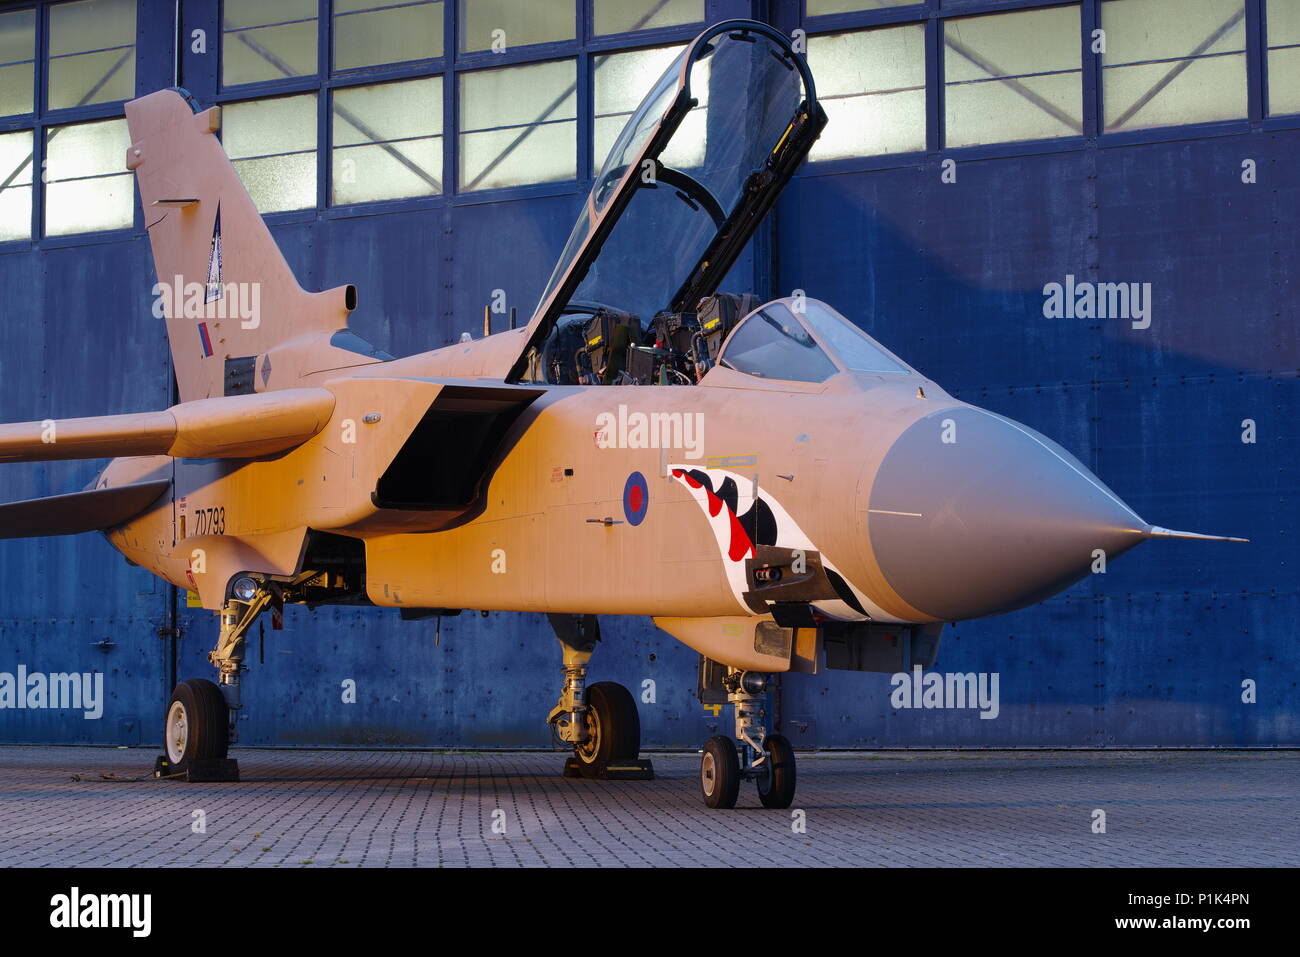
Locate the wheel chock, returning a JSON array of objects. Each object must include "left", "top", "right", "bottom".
[
  {"left": 186, "top": 758, "right": 240, "bottom": 782},
  {"left": 562, "top": 757, "right": 654, "bottom": 780}
]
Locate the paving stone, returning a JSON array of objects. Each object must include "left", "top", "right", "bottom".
[{"left": 0, "top": 747, "right": 1294, "bottom": 867}]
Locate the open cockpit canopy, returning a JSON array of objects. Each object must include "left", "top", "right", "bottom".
[{"left": 507, "top": 20, "right": 826, "bottom": 382}]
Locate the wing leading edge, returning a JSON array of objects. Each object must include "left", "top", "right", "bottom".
[{"left": 0, "top": 388, "right": 335, "bottom": 464}]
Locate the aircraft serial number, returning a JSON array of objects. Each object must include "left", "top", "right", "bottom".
[{"left": 193, "top": 506, "right": 226, "bottom": 535}]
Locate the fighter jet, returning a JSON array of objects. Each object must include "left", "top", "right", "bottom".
[{"left": 0, "top": 20, "right": 1243, "bottom": 809}]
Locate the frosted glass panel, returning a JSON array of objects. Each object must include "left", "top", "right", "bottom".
[
  {"left": 807, "top": 26, "right": 926, "bottom": 160},
  {"left": 332, "top": 77, "right": 443, "bottom": 204},
  {"left": 1101, "top": 0, "right": 1246, "bottom": 131},
  {"left": 44, "top": 119, "right": 132, "bottom": 236},
  {"left": 47, "top": 0, "right": 136, "bottom": 110},
  {"left": 334, "top": 0, "right": 443, "bottom": 71},
  {"left": 593, "top": 0, "right": 703, "bottom": 36},
  {"left": 807, "top": 0, "right": 917, "bottom": 14},
  {"left": 0, "top": 8, "right": 35, "bottom": 116},
  {"left": 223, "top": 0, "right": 318, "bottom": 86},
  {"left": 1267, "top": 0, "right": 1300, "bottom": 116},
  {"left": 223, "top": 94, "right": 318, "bottom": 213},
  {"left": 593, "top": 45, "right": 685, "bottom": 166},
  {"left": 0, "top": 130, "right": 33, "bottom": 241},
  {"left": 945, "top": 5, "right": 1083, "bottom": 147},
  {"left": 459, "top": 60, "right": 576, "bottom": 191},
  {"left": 458, "top": 0, "right": 572, "bottom": 54}
]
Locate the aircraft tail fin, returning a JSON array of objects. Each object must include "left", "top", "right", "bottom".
[{"left": 125, "top": 89, "right": 366, "bottom": 403}]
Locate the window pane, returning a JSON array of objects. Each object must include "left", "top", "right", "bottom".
[
  {"left": 593, "top": 0, "right": 702, "bottom": 36},
  {"left": 332, "top": 77, "right": 442, "bottom": 204},
  {"left": 0, "top": 130, "right": 33, "bottom": 241},
  {"left": 808, "top": 26, "right": 925, "bottom": 160},
  {"left": 1102, "top": 0, "right": 1246, "bottom": 132},
  {"left": 0, "top": 8, "right": 35, "bottom": 116},
  {"left": 333, "top": 0, "right": 443, "bottom": 71},
  {"left": 945, "top": 5, "right": 1083, "bottom": 148},
  {"left": 808, "top": 0, "right": 917, "bottom": 15},
  {"left": 44, "top": 118, "right": 132, "bottom": 236},
  {"left": 801, "top": 301, "right": 906, "bottom": 374},
  {"left": 458, "top": 0, "right": 573, "bottom": 54},
  {"left": 459, "top": 60, "right": 576, "bottom": 191},
  {"left": 47, "top": 0, "right": 135, "bottom": 110},
  {"left": 222, "top": 94, "right": 318, "bottom": 213},
  {"left": 592, "top": 45, "right": 684, "bottom": 167},
  {"left": 720, "top": 306, "right": 839, "bottom": 383},
  {"left": 223, "top": 0, "right": 318, "bottom": 87},
  {"left": 1267, "top": 0, "right": 1300, "bottom": 116}
]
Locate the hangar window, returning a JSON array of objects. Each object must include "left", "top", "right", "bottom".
[
  {"left": 806, "top": 0, "right": 918, "bottom": 15},
  {"left": 222, "top": 93, "right": 319, "bottom": 213},
  {"left": 1266, "top": 0, "right": 1300, "bottom": 116},
  {"left": 944, "top": 5, "right": 1083, "bottom": 148},
  {"left": 592, "top": 44, "right": 685, "bottom": 167},
  {"left": 47, "top": 0, "right": 135, "bottom": 110},
  {"left": 0, "top": 131, "right": 33, "bottom": 241},
  {"left": 0, "top": 7, "right": 35, "bottom": 117},
  {"left": 222, "top": 0, "right": 318, "bottom": 88},
  {"left": 333, "top": 0, "right": 444, "bottom": 72},
  {"left": 806, "top": 25, "right": 926, "bottom": 160},
  {"left": 592, "top": 0, "right": 703, "bottom": 36},
  {"left": 458, "top": 59, "right": 577, "bottom": 191},
  {"left": 457, "top": 0, "right": 573, "bottom": 54},
  {"left": 43, "top": 117, "right": 132, "bottom": 236},
  {"left": 1101, "top": 0, "right": 1246, "bottom": 132},
  {"left": 331, "top": 77, "right": 443, "bottom": 204}
]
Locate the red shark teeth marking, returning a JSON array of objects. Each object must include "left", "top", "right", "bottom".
[
  {"left": 670, "top": 468, "right": 754, "bottom": 563},
  {"left": 727, "top": 509, "right": 755, "bottom": 562}
]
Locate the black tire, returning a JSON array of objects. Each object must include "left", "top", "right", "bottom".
[
  {"left": 163, "top": 678, "right": 229, "bottom": 774},
  {"left": 573, "top": 681, "right": 640, "bottom": 777},
  {"left": 700, "top": 735, "right": 740, "bottom": 809},
  {"left": 756, "top": 733, "right": 797, "bottom": 809}
]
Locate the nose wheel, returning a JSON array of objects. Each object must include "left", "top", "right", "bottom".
[
  {"left": 700, "top": 736, "right": 741, "bottom": 808},
  {"left": 755, "top": 733, "right": 797, "bottom": 808},
  {"left": 697, "top": 670, "right": 798, "bottom": 809},
  {"left": 698, "top": 733, "right": 798, "bottom": 809}
]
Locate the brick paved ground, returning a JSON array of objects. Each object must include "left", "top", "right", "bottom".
[{"left": 0, "top": 747, "right": 1294, "bottom": 867}]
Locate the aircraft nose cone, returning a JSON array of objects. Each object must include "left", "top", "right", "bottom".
[{"left": 867, "top": 407, "right": 1148, "bottom": 621}]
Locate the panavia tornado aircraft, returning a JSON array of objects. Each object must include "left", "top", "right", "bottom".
[{"left": 0, "top": 21, "right": 1243, "bottom": 809}]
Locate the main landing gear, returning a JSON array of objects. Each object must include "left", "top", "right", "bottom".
[
  {"left": 698, "top": 670, "right": 797, "bottom": 810},
  {"left": 162, "top": 575, "right": 288, "bottom": 781},
  {"left": 546, "top": 613, "right": 653, "bottom": 780}
]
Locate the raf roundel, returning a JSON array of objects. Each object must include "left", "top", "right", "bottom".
[{"left": 623, "top": 471, "right": 649, "bottom": 526}]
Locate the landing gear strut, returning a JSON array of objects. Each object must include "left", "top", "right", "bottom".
[
  {"left": 546, "top": 614, "right": 653, "bottom": 780},
  {"left": 162, "top": 575, "right": 281, "bottom": 781},
  {"left": 698, "top": 669, "right": 797, "bottom": 810}
]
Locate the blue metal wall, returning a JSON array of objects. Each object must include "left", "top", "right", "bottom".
[{"left": 1, "top": 0, "right": 1295, "bottom": 750}]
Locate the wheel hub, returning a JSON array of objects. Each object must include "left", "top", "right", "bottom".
[
  {"left": 165, "top": 701, "right": 188, "bottom": 764},
  {"left": 574, "top": 707, "right": 601, "bottom": 763},
  {"left": 700, "top": 751, "right": 717, "bottom": 795}
]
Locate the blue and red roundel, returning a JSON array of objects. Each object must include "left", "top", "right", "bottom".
[{"left": 623, "top": 471, "right": 649, "bottom": 526}]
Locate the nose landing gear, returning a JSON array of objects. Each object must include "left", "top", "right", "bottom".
[{"left": 698, "top": 670, "right": 797, "bottom": 809}]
